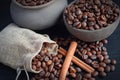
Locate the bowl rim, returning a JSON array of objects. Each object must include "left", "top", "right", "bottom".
[
  {"left": 63, "top": 0, "right": 120, "bottom": 33},
  {"left": 12, "top": 0, "right": 56, "bottom": 9}
]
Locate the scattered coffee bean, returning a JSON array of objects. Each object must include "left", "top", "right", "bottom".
[
  {"left": 111, "top": 59, "right": 117, "bottom": 65},
  {"left": 100, "top": 72, "right": 107, "bottom": 77},
  {"left": 84, "top": 73, "right": 91, "bottom": 78},
  {"left": 98, "top": 67, "right": 104, "bottom": 72},
  {"left": 92, "top": 71, "right": 99, "bottom": 77},
  {"left": 110, "top": 65, "right": 115, "bottom": 71},
  {"left": 99, "top": 62, "right": 106, "bottom": 67},
  {"left": 105, "top": 66, "right": 111, "bottom": 72},
  {"left": 31, "top": 37, "right": 117, "bottom": 80}
]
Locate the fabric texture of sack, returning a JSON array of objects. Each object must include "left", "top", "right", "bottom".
[{"left": 0, "top": 23, "right": 58, "bottom": 73}]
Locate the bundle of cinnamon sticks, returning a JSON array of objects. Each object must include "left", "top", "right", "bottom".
[{"left": 59, "top": 41, "right": 95, "bottom": 80}]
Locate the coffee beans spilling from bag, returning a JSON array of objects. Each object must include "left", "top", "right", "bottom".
[
  {"left": 16, "top": 0, "right": 52, "bottom": 6},
  {"left": 31, "top": 36, "right": 116, "bottom": 80},
  {"left": 64, "top": 0, "right": 119, "bottom": 30}
]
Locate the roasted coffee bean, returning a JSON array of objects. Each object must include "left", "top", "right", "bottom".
[
  {"left": 100, "top": 72, "right": 107, "bottom": 77},
  {"left": 92, "top": 63, "right": 99, "bottom": 68},
  {"left": 36, "top": 61, "right": 41, "bottom": 68},
  {"left": 50, "top": 73, "right": 54, "bottom": 79},
  {"left": 110, "top": 65, "right": 115, "bottom": 71},
  {"left": 39, "top": 70, "right": 45, "bottom": 77},
  {"left": 104, "top": 55, "right": 109, "bottom": 59},
  {"left": 85, "top": 59, "right": 92, "bottom": 64},
  {"left": 70, "top": 73, "right": 76, "bottom": 78},
  {"left": 45, "top": 72, "right": 50, "bottom": 77},
  {"left": 98, "top": 67, "right": 104, "bottom": 72},
  {"left": 88, "top": 78, "right": 95, "bottom": 80},
  {"left": 75, "top": 67, "right": 82, "bottom": 73},
  {"left": 86, "top": 52, "right": 92, "bottom": 57},
  {"left": 84, "top": 73, "right": 91, "bottom": 78},
  {"left": 90, "top": 55, "right": 97, "bottom": 60},
  {"left": 104, "top": 59, "right": 111, "bottom": 64},
  {"left": 57, "top": 54, "right": 63, "bottom": 59},
  {"left": 97, "top": 54, "right": 104, "bottom": 61},
  {"left": 99, "top": 62, "right": 106, "bottom": 67},
  {"left": 105, "top": 66, "right": 111, "bottom": 72},
  {"left": 32, "top": 65, "right": 37, "bottom": 71},
  {"left": 102, "top": 51, "right": 108, "bottom": 55},
  {"left": 49, "top": 63, "right": 54, "bottom": 72},
  {"left": 46, "top": 60, "right": 52, "bottom": 66},
  {"left": 111, "top": 59, "right": 117, "bottom": 65},
  {"left": 82, "top": 54, "right": 88, "bottom": 59},
  {"left": 76, "top": 74, "right": 82, "bottom": 80},
  {"left": 83, "top": 78, "right": 88, "bottom": 80},
  {"left": 41, "top": 62, "right": 46, "bottom": 68},
  {"left": 92, "top": 71, "right": 99, "bottom": 77}
]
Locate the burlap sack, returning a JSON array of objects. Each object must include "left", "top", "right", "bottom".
[{"left": 0, "top": 23, "right": 58, "bottom": 73}]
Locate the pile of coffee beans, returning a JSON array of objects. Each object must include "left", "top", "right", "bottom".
[
  {"left": 64, "top": 0, "right": 120, "bottom": 30},
  {"left": 53, "top": 36, "right": 116, "bottom": 79},
  {"left": 16, "top": 0, "right": 52, "bottom": 6},
  {"left": 31, "top": 36, "right": 116, "bottom": 80}
]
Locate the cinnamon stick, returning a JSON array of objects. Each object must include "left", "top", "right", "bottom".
[
  {"left": 58, "top": 47, "right": 95, "bottom": 73},
  {"left": 59, "top": 41, "right": 77, "bottom": 80}
]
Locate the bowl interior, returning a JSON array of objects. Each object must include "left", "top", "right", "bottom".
[
  {"left": 63, "top": 0, "right": 120, "bottom": 42},
  {"left": 12, "top": 0, "right": 56, "bottom": 9}
]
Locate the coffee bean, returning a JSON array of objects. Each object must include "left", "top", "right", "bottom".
[
  {"left": 76, "top": 74, "right": 82, "bottom": 80},
  {"left": 90, "top": 55, "right": 97, "bottom": 60},
  {"left": 46, "top": 60, "right": 52, "bottom": 66},
  {"left": 104, "top": 59, "right": 111, "bottom": 64},
  {"left": 39, "top": 70, "right": 45, "bottom": 77},
  {"left": 73, "top": 21, "right": 81, "bottom": 27},
  {"left": 97, "top": 54, "right": 104, "bottom": 61},
  {"left": 84, "top": 73, "right": 91, "bottom": 78},
  {"left": 110, "top": 65, "right": 115, "bottom": 71},
  {"left": 82, "top": 54, "right": 88, "bottom": 59},
  {"left": 86, "top": 52, "right": 92, "bottom": 57},
  {"left": 41, "top": 62, "right": 46, "bottom": 68},
  {"left": 104, "top": 55, "right": 109, "bottom": 59},
  {"left": 111, "top": 59, "right": 117, "bottom": 65},
  {"left": 92, "top": 71, "right": 99, "bottom": 77},
  {"left": 83, "top": 78, "right": 88, "bottom": 80},
  {"left": 49, "top": 63, "right": 54, "bottom": 72},
  {"left": 36, "top": 61, "right": 41, "bottom": 68},
  {"left": 100, "top": 72, "right": 106, "bottom": 77},
  {"left": 105, "top": 66, "right": 111, "bottom": 72},
  {"left": 99, "top": 62, "right": 106, "bottom": 67},
  {"left": 70, "top": 73, "right": 76, "bottom": 78},
  {"left": 98, "top": 67, "right": 104, "bottom": 72},
  {"left": 75, "top": 67, "right": 82, "bottom": 73},
  {"left": 32, "top": 65, "right": 37, "bottom": 71},
  {"left": 85, "top": 59, "right": 92, "bottom": 64},
  {"left": 88, "top": 78, "right": 95, "bottom": 80}
]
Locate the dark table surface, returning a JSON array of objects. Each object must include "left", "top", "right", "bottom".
[{"left": 0, "top": 0, "right": 120, "bottom": 80}]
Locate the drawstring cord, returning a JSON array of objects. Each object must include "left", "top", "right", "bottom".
[{"left": 15, "top": 66, "right": 29, "bottom": 80}]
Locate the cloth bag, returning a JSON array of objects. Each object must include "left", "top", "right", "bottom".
[{"left": 0, "top": 23, "right": 58, "bottom": 74}]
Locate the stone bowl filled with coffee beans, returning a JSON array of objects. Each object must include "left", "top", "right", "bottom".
[
  {"left": 10, "top": 0, "right": 68, "bottom": 30},
  {"left": 63, "top": 0, "right": 120, "bottom": 42}
]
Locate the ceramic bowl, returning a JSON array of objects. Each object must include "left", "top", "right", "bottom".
[
  {"left": 10, "top": 0, "right": 68, "bottom": 30},
  {"left": 63, "top": 0, "right": 120, "bottom": 42}
]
